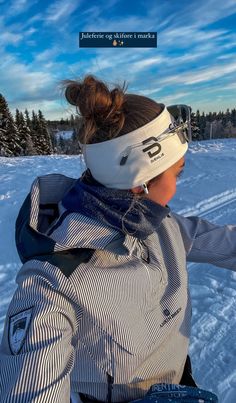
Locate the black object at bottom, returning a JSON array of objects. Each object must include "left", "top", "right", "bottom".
[
  {"left": 180, "top": 355, "right": 197, "bottom": 387},
  {"left": 79, "top": 355, "right": 197, "bottom": 403}
]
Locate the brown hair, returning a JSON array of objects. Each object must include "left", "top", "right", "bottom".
[{"left": 62, "top": 75, "right": 163, "bottom": 144}]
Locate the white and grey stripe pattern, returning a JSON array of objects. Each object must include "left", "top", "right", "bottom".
[
  {"left": 173, "top": 212, "right": 236, "bottom": 271},
  {"left": 51, "top": 212, "right": 120, "bottom": 252},
  {"left": 1, "top": 215, "right": 188, "bottom": 401},
  {"left": 1, "top": 173, "right": 236, "bottom": 402},
  {"left": 0, "top": 259, "right": 80, "bottom": 402},
  {"left": 30, "top": 174, "right": 76, "bottom": 231}
]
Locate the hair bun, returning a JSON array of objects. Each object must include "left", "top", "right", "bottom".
[
  {"left": 63, "top": 75, "right": 128, "bottom": 143},
  {"left": 65, "top": 83, "right": 82, "bottom": 106}
]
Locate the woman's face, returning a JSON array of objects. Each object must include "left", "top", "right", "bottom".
[{"left": 146, "top": 157, "right": 185, "bottom": 206}]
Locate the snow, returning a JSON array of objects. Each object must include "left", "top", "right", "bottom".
[
  {"left": 55, "top": 130, "right": 74, "bottom": 140},
  {"left": 0, "top": 139, "right": 236, "bottom": 402}
]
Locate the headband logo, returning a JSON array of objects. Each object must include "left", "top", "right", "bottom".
[
  {"left": 142, "top": 137, "right": 162, "bottom": 158},
  {"left": 120, "top": 136, "right": 164, "bottom": 166}
]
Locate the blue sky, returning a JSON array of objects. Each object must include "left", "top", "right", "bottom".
[{"left": 0, "top": 0, "right": 236, "bottom": 120}]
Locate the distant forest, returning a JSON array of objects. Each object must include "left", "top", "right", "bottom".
[{"left": 0, "top": 93, "right": 236, "bottom": 157}]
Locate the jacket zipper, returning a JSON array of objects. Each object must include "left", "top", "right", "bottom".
[
  {"left": 106, "top": 372, "right": 114, "bottom": 403},
  {"left": 139, "top": 240, "right": 167, "bottom": 286}
]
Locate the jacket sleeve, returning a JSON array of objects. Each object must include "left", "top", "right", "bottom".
[
  {"left": 172, "top": 213, "right": 236, "bottom": 270},
  {"left": 0, "top": 259, "right": 81, "bottom": 403}
]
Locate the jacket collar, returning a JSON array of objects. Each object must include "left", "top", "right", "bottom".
[{"left": 16, "top": 173, "right": 169, "bottom": 262}]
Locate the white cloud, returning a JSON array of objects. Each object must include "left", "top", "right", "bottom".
[
  {"left": 0, "top": 55, "right": 57, "bottom": 103},
  {"left": 24, "top": 13, "right": 43, "bottom": 26},
  {"left": 140, "top": 87, "right": 163, "bottom": 96},
  {"left": 0, "top": 31, "right": 23, "bottom": 46},
  {"left": 7, "top": 0, "right": 38, "bottom": 17},
  {"left": 221, "top": 82, "right": 236, "bottom": 91},
  {"left": 45, "top": 0, "right": 80, "bottom": 23},
  {"left": 167, "top": 0, "right": 236, "bottom": 30},
  {"left": 10, "top": 99, "right": 69, "bottom": 120},
  {"left": 221, "top": 40, "right": 236, "bottom": 50},
  {"left": 185, "top": 62, "right": 236, "bottom": 85},
  {"left": 159, "top": 61, "right": 236, "bottom": 86},
  {"left": 217, "top": 53, "right": 236, "bottom": 60},
  {"left": 1, "top": 0, "right": 236, "bottom": 119},
  {"left": 0, "top": 12, "right": 37, "bottom": 48},
  {"left": 9, "top": 0, "right": 28, "bottom": 14},
  {"left": 84, "top": 15, "right": 146, "bottom": 32},
  {"left": 170, "top": 51, "right": 208, "bottom": 64},
  {"left": 24, "top": 27, "right": 37, "bottom": 37},
  {"left": 211, "top": 82, "right": 236, "bottom": 91},
  {"left": 131, "top": 56, "right": 165, "bottom": 72},
  {"left": 34, "top": 47, "right": 60, "bottom": 63},
  {"left": 160, "top": 26, "right": 228, "bottom": 48},
  {"left": 69, "top": 48, "right": 150, "bottom": 79},
  {"left": 80, "top": 6, "right": 100, "bottom": 20},
  {"left": 192, "top": 0, "right": 236, "bottom": 27},
  {"left": 161, "top": 92, "right": 192, "bottom": 104},
  {"left": 79, "top": 0, "right": 121, "bottom": 24}
]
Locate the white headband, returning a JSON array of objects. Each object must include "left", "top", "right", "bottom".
[{"left": 80, "top": 106, "right": 188, "bottom": 189}]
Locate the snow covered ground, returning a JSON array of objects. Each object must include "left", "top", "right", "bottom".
[
  {"left": 0, "top": 139, "right": 236, "bottom": 402},
  {"left": 55, "top": 130, "right": 74, "bottom": 140}
]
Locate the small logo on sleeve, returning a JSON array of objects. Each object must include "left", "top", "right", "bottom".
[
  {"left": 8, "top": 307, "right": 33, "bottom": 355},
  {"left": 160, "top": 307, "right": 182, "bottom": 328}
]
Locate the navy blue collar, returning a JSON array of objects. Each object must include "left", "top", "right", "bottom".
[{"left": 62, "top": 172, "right": 170, "bottom": 240}]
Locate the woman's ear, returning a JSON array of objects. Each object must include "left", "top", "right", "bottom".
[{"left": 131, "top": 186, "right": 143, "bottom": 194}]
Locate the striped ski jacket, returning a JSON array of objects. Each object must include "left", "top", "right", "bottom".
[{"left": 0, "top": 173, "right": 236, "bottom": 403}]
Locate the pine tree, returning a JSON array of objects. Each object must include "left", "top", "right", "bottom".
[
  {"left": 208, "top": 111, "right": 213, "bottom": 123},
  {"left": 0, "top": 94, "right": 10, "bottom": 156},
  {"left": 37, "top": 110, "right": 53, "bottom": 155},
  {"left": 30, "top": 110, "right": 41, "bottom": 154},
  {"left": 70, "top": 114, "right": 75, "bottom": 127},
  {"left": 226, "top": 108, "right": 231, "bottom": 126},
  {"left": 200, "top": 112, "right": 207, "bottom": 140},
  {"left": 225, "top": 120, "right": 233, "bottom": 138},
  {"left": 191, "top": 111, "right": 201, "bottom": 141},
  {"left": 49, "top": 129, "right": 57, "bottom": 153},
  {"left": 58, "top": 135, "right": 66, "bottom": 153},
  {"left": 221, "top": 109, "right": 231, "bottom": 129},
  {"left": 22, "top": 109, "right": 37, "bottom": 155},
  {"left": 69, "top": 128, "right": 81, "bottom": 154},
  {"left": 0, "top": 114, "right": 12, "bottom": 156},
  {"left": 0, "top": 94, "right": 22, "bottom": 156},
  {"left": 24, "top": 109, "right": 32, "bottom": 130},
  {"left": 217, "top": 111, "right": 223, "bottom": 122},
  {"left": 15, "top": 109, "right": 32, "bottom": 155},
  {"left": 231, "top": 109, "right": 236, "bottom": 127}
]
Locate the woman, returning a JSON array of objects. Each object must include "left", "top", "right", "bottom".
[{"left": 0, "top": 75, "right": 234, "bottom": 403}]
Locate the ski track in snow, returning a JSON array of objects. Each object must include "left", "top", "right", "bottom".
[
  {"left": 178, "top": 188, "right": 236, "bottom": 217},
  {"left": 1, "top": 141, "right": 236, "bottom": 402},
  {"left": 188, "top": 263, "right": 236, "bottom": 402},
  {"left": 176, "top": 190, "right": 236, "bottom": 402}
]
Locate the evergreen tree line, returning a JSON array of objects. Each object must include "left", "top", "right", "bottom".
[
  {"left": 1, "top": 92, "right": 236, "bottom": 157},
  {"left": 48, "top": 115, "right": 82, "bottom": 155},
  {"left": 191, "top": 108, "right": 236, "bottom": 140},
  {"left": 0, "top": 93, "right": 53, "bottom": 157},
  {"left": 56, "top": 108, "right": 236, "bottom": 154}
]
